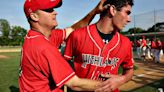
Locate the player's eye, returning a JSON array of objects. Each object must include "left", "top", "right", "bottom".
[
  {"left": 41, "top": 8, "right": 54, "bottom": 13},
  {"left": 127, "top": 11, "right": 131, "bottom": 15}
]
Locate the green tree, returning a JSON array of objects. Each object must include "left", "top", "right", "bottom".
[
  {"left": 128, "top": 27, "right": 145, "bottom": 34},
  {"left": 0, "top": 19, "right": 11, "bottom": 45},
  {"left": 147, "top": 22, "right": 164, "bottom": 32},
  {"left": 10, "top": 26, "right": 27, "bottom": 46}
]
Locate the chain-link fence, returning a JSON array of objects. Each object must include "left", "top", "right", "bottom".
[
  {"left": 125, "top": 9, "right": 164, "bottom": 32},
  {"left": 125, "top": 9, "right": 164, "bottom": 41},
  {"left": 124, "top": 9, "right": 164, "bottom": 53}
]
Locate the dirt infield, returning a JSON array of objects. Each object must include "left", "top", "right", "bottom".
[
  {"left": 119, "top": 55, "right": 164, "bottom": 91},
  {"left": 0, "top": 48, "right": 21, "bottom": 59},
  {"left": 0, "top": 49, "right": 21, "bottom": 53},
  {"left": 161, "top": 55, "right": 164, "bottom": 62},
  {"left": 0, "top": 55, "right": 8, "bottom": 59}
]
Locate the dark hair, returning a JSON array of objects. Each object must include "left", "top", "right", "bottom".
[{"left": 104, "top": 0, "right": 134, "bottom": 11}]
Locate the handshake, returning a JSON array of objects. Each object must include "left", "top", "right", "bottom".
[{"left": 98, "top": 73, "right": 110, "bottom": 81}]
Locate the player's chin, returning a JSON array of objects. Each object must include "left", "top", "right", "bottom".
[
  {"left": 53, "top": 22, "right": 58, "bottom": 27},
  {"left": 51, "top": 23, "right": 58, "bottom": 29},
  {"left": 117, "top": 27, "right": 123, "bottom": 32},
  {"left": 118, "top": 25, "right": 125, "bottom": 31},
  {"left": 115, "top": 25, "right": 123, "bottom": 31},
  {"left": 52, "top": 19, "right": 58, "bottom": 25}
]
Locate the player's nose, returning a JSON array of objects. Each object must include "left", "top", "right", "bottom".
[
  {"left": 127, "top": 16, "right": 131, "bottom": 23},
  {"left": 52, "top": 9, "right": 58, "bottom": 15}
]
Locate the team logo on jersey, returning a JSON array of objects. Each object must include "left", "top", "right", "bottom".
[{"left": 82, "top": 54, "right": 120, "bottom": 70}]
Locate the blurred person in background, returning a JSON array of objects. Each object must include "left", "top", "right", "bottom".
[{"left": 155, "top": 38, "right": 162, "bottom": 63}]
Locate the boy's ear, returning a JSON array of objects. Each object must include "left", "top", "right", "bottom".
[{"left": 109, "top": 5, "right": 117, "bottom": 17}]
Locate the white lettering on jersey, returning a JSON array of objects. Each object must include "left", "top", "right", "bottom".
[
  {"left": 82, "top": 54, "right": 104, "bottom": 68},
  {"left": 82, "top": 54, "right": 120, "bottom": 69}
]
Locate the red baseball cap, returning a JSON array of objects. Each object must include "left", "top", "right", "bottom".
[{"left": 24, "top": 0, "right": 62, "bottom": 17}]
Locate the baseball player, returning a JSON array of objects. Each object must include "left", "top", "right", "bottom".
[
  {"left": 151, "top": 38, "right": 156, "bottom": 61},
  {"left": 64, "top": 0, "right": 134, "bottom": 92},
  {"left": 155, "top": 38, "right": 162, "bottom": 63},
  {"left": 140, "top": 36, "right": 147, "bottom": 59},
  {"left": 146, "top": 38, "right": 152, "bottom": 59},
  {"left": 136, "top": 39, "right": 142, "bottom": 58},
  {"left": 19, "top": 0, "right": 109, "bottom": 92}
]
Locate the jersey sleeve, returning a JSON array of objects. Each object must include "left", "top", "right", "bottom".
[
  {"left": 42, "top": 47, "right": 75, "bottom": 88},
  {"left": 121, "top": 40, "right": 134, "bottom": 70},
  {"left": 64, "top": 31, "right": 76, "bottom": 61},
  {"left": 49, "top": 29, "right": 66, "bottom": 48}
]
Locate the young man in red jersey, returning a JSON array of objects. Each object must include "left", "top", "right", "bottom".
[{"left": 64, "top": 0, "right": 134, "bottom": 92}]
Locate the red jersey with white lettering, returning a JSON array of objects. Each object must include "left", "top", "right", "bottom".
[
  {"left": 64, "top": 24, "right": 133, "bottom": 92},
  {"left": 19, "top": 30, "right": 75, "bottom": 92}
]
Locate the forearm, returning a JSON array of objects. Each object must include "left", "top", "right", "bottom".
[
  {"left": 65, "top": 8, "right": 97, "bottom": 39},
  {"left": 65, "top": 75, "right": 101, "bottom": 91},
  {"left": 71, "top": 0, "right": 109, "bottom": 30},
  {"left": 120, "top": 68, "right": 134, "bottom": 85},
  {"left": 94, "top": 69, "right": 134, "bottom": 92},
  {"left": 71, "top": 8, "right": 97, "bottom": 30},
  {"left": 65, "top": 0, "right": 108, "bottom": 39},
  {"left": 71, "top": 78, "right": 100, "bottom": 91}
]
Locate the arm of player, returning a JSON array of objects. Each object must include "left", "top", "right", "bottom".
[
  {"left": 140, "top": 43, "right": 143, "bottom": 48},
  {"left": 95, "top": 69, "right": 133, "bottom": 92},
  {"left": 121, "top": 68, "right": 134, "bottom": 83},
  {"left": 65, "top": 0, "right": 110, "bottom": 39},
  {"left": 65, "top": 75, "right": 102, "bottom": 91}
]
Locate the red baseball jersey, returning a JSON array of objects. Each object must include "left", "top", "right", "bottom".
[
  {"left": 151, "top": 41, "right": 157, "bottom": 49},
  {"left": 64, "top": 24, "right": 134, "bottom": 92},
  {"left": 19, "top": 30, "right": 75, "bottom": 92},
  {"left": 49, "top": 29, "right": 66, "bottom": 48},
  {"left": 136, "top": 40, "right": 141, "bottom": 47},
  {"left": 142, "top": 39, "right": 147, "bottom": 47},
  {"left": 156, "top": 40, "right": 162, "bottom": 49}
]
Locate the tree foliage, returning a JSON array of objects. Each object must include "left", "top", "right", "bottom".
[
  {"left": 0, "top": 19, "right": 11, "bottom": 46},
  {"left": 0, "top": 19, "right": 11, "bottom": 37},
  {"left": 147, "top": 22, "right": 164, "bottom": 32},
  {"left": 10, "top": 26, "right": 27, "bottom": 46},
  {"left": 127, "top": 27, "right": 145, "bottom": 34},
  {"left": 0, "top": 19, "right": 27, "bottom": 46}
]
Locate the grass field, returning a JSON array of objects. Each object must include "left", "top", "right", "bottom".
[
  {"left": 0, "top": 50, "right": 164, "bottom": 92},
  {"left": 0, "top": 52, "right": 20, "bottom": 92}
]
